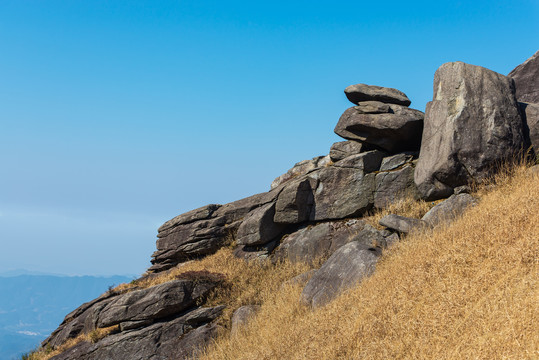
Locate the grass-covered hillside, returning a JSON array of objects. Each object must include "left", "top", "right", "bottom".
[
  {"left": 197, "top": 165, "right": 538, "bottom": 360},
  {"left": 27, "top": 165, "right": 538, "bottom": 360}
]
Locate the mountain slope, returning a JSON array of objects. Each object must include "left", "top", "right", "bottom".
[{"left": 199, "top": 167, "right": 539, "bottom": 359}]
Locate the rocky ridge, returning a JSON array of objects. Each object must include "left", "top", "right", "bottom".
[{"left": 41, "top": 51, "right": 539, "bottom": 359}]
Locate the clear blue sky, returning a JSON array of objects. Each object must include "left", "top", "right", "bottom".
[{"left": 1, "top": 1, "right": 537, "bottom": 276}]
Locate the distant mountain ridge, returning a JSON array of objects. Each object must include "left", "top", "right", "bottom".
[{"left": 0, "top": 274, "right": 133, "bottom": 360}]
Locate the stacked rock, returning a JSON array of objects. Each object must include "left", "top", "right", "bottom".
[{"left": 334, "top": 84, "right": 424, "bottom": 153}]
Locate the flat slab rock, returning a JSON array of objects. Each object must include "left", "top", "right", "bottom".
[
  {"left": 344, "top": 83, "right": 411, "bottom": 106},
  {"left": 301, "top": 241, "right": 380, "bottom": 308},
  {"left": 415, "top": 62, "right": 526, "bottom": 200},
  {"left": 49, "top": 306, "right": 224, "bottom": 360}
]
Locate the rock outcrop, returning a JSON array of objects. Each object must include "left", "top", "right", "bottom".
[
  {"left": 335, "top": 102, "right": 424, "bottom": 153},
  {"left": 414, "top": 62, "right": 527, "bottom": 200},
  {"left": 41, "top": 51, "right": 539, "bottom": 360}
]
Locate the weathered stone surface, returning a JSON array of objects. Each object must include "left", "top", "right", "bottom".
[
  {"left": 379, "top": 214, "right": 425, "bottom": 234},
  {"left": 231, "top": 305, "right": 260, "bottom": 335},
  {"left": 308, "top": 167, "right": 375, "bottom": 220},
  {"left": 271, "top": 155, "right": 331, "bottom": 189},
  {"left": 329, "top": 140, "right": 365, "bottom": 162},
  {"left": 236, "top": 202, "right": 287, "bottom": 246},
  {"left": 529, "top": 164, "right": 539, "bottom": 175},
  {"left": 508, "top": 50, "right": 539, "bottom": 103},
  {"left": 344, "top": 84, "right": 411, "bottom": 106},
  {"left": 415, "top": 62, "right": 527, "bottom": 200},
  {"left": 335, "top": 104, "right": 424, "bottom": 153},
  {"left": 274, "top": 178, "right": 314, "bottom": 224},
  {"left": 232, "top": 239, "right": 279, "bottom": 262},
  {"left": 282, "top": 269, "right": 317, "bottom": 288},
  {"left": 151, "top": 188, "right": 283, "bottom": 272},
  {"left": 453, "top": 185, "right": 471, "bottom": 195},
  {"left": 49, "top": 307, "right": 224, "bottom": 360},
  {"left": 519, "top": 102, "right": 539, "bottom": 152},
  {"left": 274, "top": 219, "right": 370, "bottom": 264},
  {"left": 334, "top": 150, "right": 386, "bottom": 173},
  {"left": 374, "top": 164, "right": 419, "bottom": 209},
  {"left": 379, "top": 153, "right": 414, "bottom": 172},
  {"left": 300, "top": 242, "right": 380, "bottom": 308},
  {"left": 354, "top": 100, "right": 392, "bottom": 113},
  {"left": 44, "top": 292, "right": 117, "bottom": 348},
  {"left": 422, "top": 193, "right": 477, "bottom": 227},
  {"left": 97, "top": 279, "right": 218, "bottom": 328}
]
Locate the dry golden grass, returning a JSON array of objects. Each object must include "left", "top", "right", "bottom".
[
  {"left": 24, "top": 326, "right": 118, "bottom": 360},
  {"left": 117, "top": 247, "right": 315, "bottom": 327},
  {"left": 200, "top": 165, "right": 539, "bottom": 360}
]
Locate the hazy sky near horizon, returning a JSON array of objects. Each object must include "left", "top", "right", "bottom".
[{"left": 1, "top": 1, "right": 537, "bottom": 276}]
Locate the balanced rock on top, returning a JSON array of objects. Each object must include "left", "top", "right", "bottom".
[{"left": 345, "top": 83, "right": 411, "bottom": 106}]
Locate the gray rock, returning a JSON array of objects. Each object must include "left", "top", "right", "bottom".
[
  {"left": 50, "top": 307, "right": 224, "bottom": 360},
  {"left": 353, "top": 100, "right": 392, "bottom": 113},
  {"left": 508, "top": 50, "right": 539, "bottom": 103},
  {"left": 274, "top": 178, "right": 314, "bottom": 224},
  {"left": 273, "top": 219, "right": 369, "bottom": 264},
  {"left": 282, "top": 269, "right": 318, "bottom": 288},
  {"left": 329, "top": 140, "right": 365, "bottom": 162},
  {"left": 271, "top": 155, "right": 331, "bottom": 189},
  {"left": 96, "top": 279, "right": 218, "bottom": 328},
  {"left": 334, "top": 150, "right": 386, "bottom": 173},
  {"left": 231, "top": 305, "right": 261, "bottom": 335},
  {"left": 344, "top": 84, "right": 411, "bottom": 106},
  {"left": 529, "top": 164, "right": 539, "bottom": 175},
  {"left": 44, "top": 293, "right": 118, "bottom": 348},
  {"left": 519, "top": 102, "right": 539, "bottom": 153},
  {"left": 334, "top": 104, "right": 424, "bottom": 153},
  {"left": 379, "top": 153, "right": 413, "bottom": 171},
  {"left": 384, "top": 232, "right": 400, "bottom": 247},
  {"left": 379, "top": 214, "right": 426, "bottom": 234},
  {"left": 300, "top": 242, "right": 380, "bottom": 308},
  {"left": 374, "top": 164, "right": 419, "bottom": 209},
  {"left": 415, "top": 62, "right": 527, "bottom": 200},
  {"left": 236, "top": 202, "right": 287, "bottom": 246},
  {"left": 453, "top": 185, "right": 471, "bottom": 195},
  {"left": 422, "top": 193, "right": 477, "bottom": 227},
  {"left": 308, "top": 167, "right": 375, "bottom": 220},
  {"left": 150, "top": 188, "right": 283, "bottom": 272},
  {"left": 232, "top": 239, "right": 279, "bottom": 262}
]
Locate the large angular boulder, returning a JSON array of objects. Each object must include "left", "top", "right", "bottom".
[
  {"left": 335, "top": 103, "right": 424, "bottom": 153},
  {"left": 273, "top": 219, "right": 383, "bottom": 264},
  {"left": 96, "top": 279, "right": 218, "bottom": 329},
  {"left": 415, "top": 62, "right": 527, "bottom": 200},
  {"left": 150, "top": 188, "right": 282, "bottom": 272},
  {"left": 308, "top": 166, "right": 375, "bottom": 220},
  {"left": 236, "top": 202, "right": 287, "bottom": 246},
  {"left": 344, "top": 84, "right": 411, "bottom": 106},
  {"left": 274, "top": 178, "right": 314, "bottom": 224},
  {"left": 508, "top": 50, "right": 539, "bottom": 103},
  {"left": 300, "top": 242, "right": 380, "bottom": 308},
  {"left": 374, "top": 164, "right": 419, "bottom": 209}
]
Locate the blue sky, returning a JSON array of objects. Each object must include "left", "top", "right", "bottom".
[{"left": 0, "top": 1, "right": 537, "bottom": 275}]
